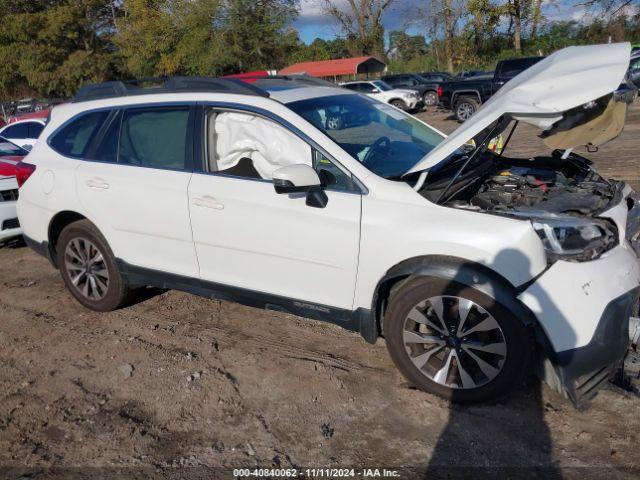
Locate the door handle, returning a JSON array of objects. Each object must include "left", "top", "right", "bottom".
[
  {"left": 85, "top": 178, "right": 110, "bottom": 189},
  {"left": 192, "top": 195, "right": 224, "bottom": 210}
]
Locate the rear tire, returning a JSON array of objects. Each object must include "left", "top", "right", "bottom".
[
  {"left": 454, "top": 96, "right": 480, "bottom": 122},
  {"left": 423, "top": 91, "right": 438, "bottom": 107},
  {"left": 384, "top": 276, "right": 531, "bottom": 404},
  {"left": 57, "top": 219, "right": 131, "bottom": 312}
]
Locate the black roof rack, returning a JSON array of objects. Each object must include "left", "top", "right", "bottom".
[{"left": 73, "top": 76, "right": 270, "bottom": 103}]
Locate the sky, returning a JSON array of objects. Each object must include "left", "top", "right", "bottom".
[{"left": 292, "top": 0, "right": 610, "bottom": 45}]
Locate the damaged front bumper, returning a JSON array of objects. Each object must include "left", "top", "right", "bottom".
[{"left": 518, "top": 242, "right": 640, "bottom": 407}]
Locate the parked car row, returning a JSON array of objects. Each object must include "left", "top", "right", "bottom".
[
  {"left": 436, "top": 53, "right": 639, "bottom": 122},
  {"left": 1, "top": 98, "right": 61, "bottom": 117},
  {"left": 437, "top": 57, "right": 545, "bottom": 122}
]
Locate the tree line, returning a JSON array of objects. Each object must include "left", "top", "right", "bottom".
[{"left": 0, "top": 0, "right": 638, "bottom": 99}]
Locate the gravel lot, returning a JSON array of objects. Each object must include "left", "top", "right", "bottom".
[{"left": 1, "top": 104, "right": 639, "bottom": 479}]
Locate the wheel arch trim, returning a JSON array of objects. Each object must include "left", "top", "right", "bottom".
[
  {"left": 387, "top": 98, "right": 408, "bottom": 108},
  {"left": 47, "top": 210, "right": 90, "bottom": 267},
  {"left": 372, "top": 255, "right": 541, "bottom": 337},
  {"left": 451, "top": 90, "right": 481, "bottom": 105}
]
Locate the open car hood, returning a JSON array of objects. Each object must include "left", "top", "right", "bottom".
[{"left": 405, "top": 42, "right": 631, "bottom": 175}]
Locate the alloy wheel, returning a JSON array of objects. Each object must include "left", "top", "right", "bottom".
[
  {"left": 326, "top": 116, "right": 341, "bottom": 130},
  {"left": 402, "top": 295, "right": 507, "bottom": 389},
  {"left": 64, "top": 237, "right": 110, "bottom": 301},
  {"left": 456, "top": 102, "right": 475, "bottom": 121},
  {"left": 424, "top": 92, "right": 437, "bottom": 106}
]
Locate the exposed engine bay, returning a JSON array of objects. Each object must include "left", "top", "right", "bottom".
[
  {"left": 421, "top": 149, "right": 623, "bottom": 218},
  {"left": 419, "top": 149, "right": 625, "bottom": 262}
]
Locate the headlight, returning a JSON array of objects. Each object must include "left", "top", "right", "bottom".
[{"left": 532, "top": 216, "right": 618, "bottom": 262}]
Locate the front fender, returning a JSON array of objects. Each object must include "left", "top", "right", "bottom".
[{"left": 372, "top": 255, "right": 539, "bottom": 334}]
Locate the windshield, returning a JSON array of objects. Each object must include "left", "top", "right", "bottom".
[
  {"left": 287, "top": 94, "right": 444, "bottom": 178},
  {"left": 372, "top": 81, "right": 392, "bottom": 91},
  {"left": 0, "top": 137, "right": 27, "bottom": 156}
]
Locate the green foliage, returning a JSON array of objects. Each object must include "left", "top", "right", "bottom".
[
  {"left": 0, "top": 0, "right": 117, "bottom": 98},
  {"left": 221, "top": 0, "right": 299, "bottom": 72},
  {"left": 389, "top": 31, "right": 428, "bottom": 61},
  {"left": 287, "top": 37, "right": 352, "bottom": 64},
  {"left": 114, "top": 0, "right": 298, "bottom": 78},
  {"left": 1, "top": 0, "right": 640, "bottom": 99}
]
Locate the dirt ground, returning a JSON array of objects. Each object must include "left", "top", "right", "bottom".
[{"left": 1, "top": 104, "right": 640, "bottom": 480}]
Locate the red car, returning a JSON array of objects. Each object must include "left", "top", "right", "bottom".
[{"left": 0, "top": 136, "right": 28, "bottom": 242}]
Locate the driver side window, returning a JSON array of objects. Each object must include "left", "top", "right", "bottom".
[
  {"left": 205, "top": 109, "right": 311, "bottom": 180},
  {"left": 204, "top": 108, "right": 355, "bottom": 191}
]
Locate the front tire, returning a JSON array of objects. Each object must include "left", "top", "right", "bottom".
[
  {"left": 390, "top": 99, "right": 408, "bottom": 110},
  {"left": 57, "top": 219, "right": 131, "bottom": 312},
  {"left": 384, "top": 276, "right": 531, "bottom": 404}
]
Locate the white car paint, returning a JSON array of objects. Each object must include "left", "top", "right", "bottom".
[
  {"left": 340, "top": 80, "right": 420, "bottom": 110},
  {"left": 407, "top": 42, "right": 632, "bottom": 174},
  {"left": 15, "top": 44, "right": 640, "bottom": 379},
  {"left": 520, "top": 243, "right": 640, "bottom": 352},
  {"left": 0, "top": 119, "right": 46, "bottom": 150},
  {"left": 0, "top": 176, "right": 20, "bottom": 242}
]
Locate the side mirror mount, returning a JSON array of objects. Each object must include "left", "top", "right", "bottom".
[{"left": 272, "top": 164, "right": 328, "bottom": 208}]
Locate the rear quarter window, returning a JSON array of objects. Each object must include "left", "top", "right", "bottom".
[{"left": 49, "top": 111, "right": 109, "bottom": 157}]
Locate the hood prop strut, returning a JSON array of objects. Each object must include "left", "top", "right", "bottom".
[
  {"left": 499, "top": 120, "right": 518, "bottom": 158},
  {"left": 435, "top": 116, "right": 506, "bottom": 205}
]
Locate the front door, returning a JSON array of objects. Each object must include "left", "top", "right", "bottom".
[{"left": 188, "top": 108, "right": 361, "bottom": 310}]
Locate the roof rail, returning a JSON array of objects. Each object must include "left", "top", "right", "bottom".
[
  {"left": 255, "top": 74, "right": 336, "bottom": 88},
  {"left": 73, "top": 76, "right": 270, "bottom": 103}
]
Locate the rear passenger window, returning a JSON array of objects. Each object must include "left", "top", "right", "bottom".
[
  {"left": 119, "top": 108, "right": 189, "bottom": 170},
  {"left": 50, "top": 111, "right": 108, "bottom": 157},
  {"left": 28, "top": 122, "right": 44, "bottom": 138}
]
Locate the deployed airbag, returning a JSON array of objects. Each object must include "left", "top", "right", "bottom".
[{"left": 210, "top": 112, "right": 312, "bottom": 179}]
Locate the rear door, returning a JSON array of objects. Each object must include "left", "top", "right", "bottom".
[{"left": 75, "top": 105, "right": 199, "bottom": 277}]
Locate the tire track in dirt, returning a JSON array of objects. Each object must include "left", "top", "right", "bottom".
[{"left": 121, "top": 306, "right": 386, "bottom": 375}]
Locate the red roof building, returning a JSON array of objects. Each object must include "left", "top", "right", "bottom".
[
  {"left": 279, "top": 56, "right": 387, "bottom": 81},
  {"left": 222, "top": 70, "right": 276, "bottom": 83}
]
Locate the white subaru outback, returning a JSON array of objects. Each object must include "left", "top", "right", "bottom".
[{"left": 17, "top": 43, "right": 640, "bottom": 406}]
